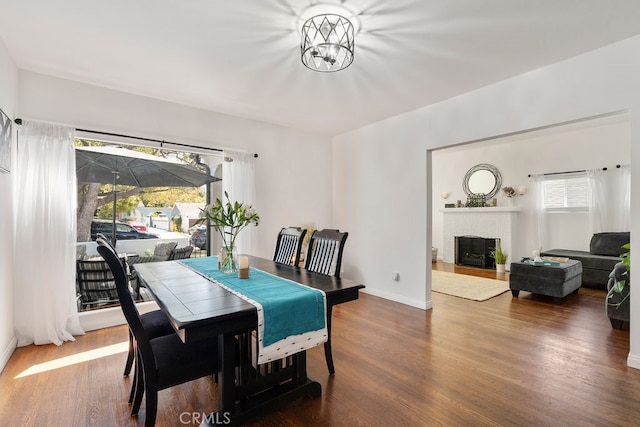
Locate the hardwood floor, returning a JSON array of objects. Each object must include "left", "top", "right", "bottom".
[{"left": 1, "top": 263, "right": 638, "bottom": 426}]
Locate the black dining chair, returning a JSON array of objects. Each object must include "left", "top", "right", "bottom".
[
  {"left": 273, "top": 226, "right": 308, "bottom": 266},
  {"left": 304, "top": 229, "right": 348, "bottom": 375},
  {"left": 96, "top": 238, "right": 219, "bottom": 427},
  {"left": 304, "top": 229, "right": 348, "bottom": 278},
  {"left": 96, "top": 233, "right": 175, "bottom": 381}
]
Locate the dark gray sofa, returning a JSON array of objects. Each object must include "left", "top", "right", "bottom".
[{"left": 541, "top": 232, "right": 629, "bottom": 290}]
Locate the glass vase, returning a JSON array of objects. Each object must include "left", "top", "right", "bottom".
[{"left": 219, "top": 245, "right": 238, "bottom": 274}]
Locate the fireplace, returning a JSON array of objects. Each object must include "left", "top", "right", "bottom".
[{"left": 455, "top": 236, "right": 500, "bottom": 269}]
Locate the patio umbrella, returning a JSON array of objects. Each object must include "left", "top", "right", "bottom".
[{"left": 76, "top": 145, "right": 220, "bottom": 245}]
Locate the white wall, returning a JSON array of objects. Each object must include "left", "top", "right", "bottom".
[
  {"left": 16, "top": 71, "right": 334, "bottom": 331},
  {"left": 431, "top": 117, "right": 631, "bottom": 261},
  {"left": 332, "top": 36, "right": 640, "bottom": 368},
  {"left": 0, "top": 38, "right": 17, "bottom": 372},
  {"left": 17, "top": 71, "right": 334, "bottom": 259}
]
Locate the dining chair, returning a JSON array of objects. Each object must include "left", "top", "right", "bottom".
[
  {"left": 93, "top": 233, "right": 175, "bottom": 380},
  {"left": 304, "top": 229, "right": 348, "bottom": 278},
  {"left": 96, "top": 238, "right": 219, "bottom": 427},
  {"left": 273, "top": 226, "right": 307, "bottom": 266},
  {"left": 304, "top": 229, "right": 348, "bottom": 375},
  {"left": 124, "top": 245, "right": 193, "bottom": 377}
]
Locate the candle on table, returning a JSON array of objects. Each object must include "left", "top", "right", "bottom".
[
  {"left": 238, "top": 256, "right": 250, "bottom": 279},
  {"left": 239, "top": 256, "right": 249, "bottom": 269}
]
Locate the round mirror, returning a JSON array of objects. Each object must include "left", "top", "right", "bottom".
[{"left": 463, "top": 164, "right": 502, "bottom": 199}]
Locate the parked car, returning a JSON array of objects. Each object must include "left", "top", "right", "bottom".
[
  {"left": 127, "top": 221, "right": 148, "bottom": 232},
  {"left": 91, "top": 219, "right": 159, "bottom": 241},
  {"left": 189, "top": 226, "right": 207, "bottom": 249}
]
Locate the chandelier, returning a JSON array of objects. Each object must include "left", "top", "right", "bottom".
[{"left": 300, "top": 8, "right": 355, "bottom": 72}]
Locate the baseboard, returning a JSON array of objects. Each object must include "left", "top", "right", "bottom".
[
  {"left": 0, "top": 336, "right": 17, "bottom": 374},
  {"left": 361, "top": 288, "right": 433, "bottom": 310},
  {"left": 627, "top": 352, "right": 640, "bottom": 370},
  {"left": 78, "top": 301, "right": 159, "bottom": 332}
]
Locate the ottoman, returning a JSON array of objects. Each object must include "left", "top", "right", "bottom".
[{"left": 509, "top": 259, "right": 583, "bottom": 304}]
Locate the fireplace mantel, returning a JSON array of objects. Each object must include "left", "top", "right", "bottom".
[
  {"left": 441, "top": 207, "right": 520, "bottom": 269},
  {"left": 439, "top": 207, "right": 521, "bottom": 214}
]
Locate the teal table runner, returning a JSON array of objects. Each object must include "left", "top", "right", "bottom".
[{"left": 181, "top": 257, "right": 326, "bottom": 348}]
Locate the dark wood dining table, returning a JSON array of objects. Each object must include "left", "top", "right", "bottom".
[{"left": 134, "top": 255, "right": 365, "bottom": 425}]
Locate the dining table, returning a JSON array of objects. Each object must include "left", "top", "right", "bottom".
[{"left": 133, "top": 255, "right": 365, "bottom": 425}]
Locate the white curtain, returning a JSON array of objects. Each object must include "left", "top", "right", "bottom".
[
  {"left": 530, "top": 174, "right": 547, "bottom": 252},
  {"left": 612, "top": 165, "right": 631, "bottom": 231},
  {"left": 222, "top": 150, "right": 257, "bottom": 255},
  {"left": 587, "top": 165, "right": 630, "bottom": 233},
  {"left": 586, "top": 168, "right": 607, "bottom": 234},
  {"left": 13, "top": 121, "right": 84, "bottom": 346}
]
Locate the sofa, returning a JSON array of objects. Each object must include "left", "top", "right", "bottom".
[{"left": 541, "top": 232, "right": 629, "bottom": 290}]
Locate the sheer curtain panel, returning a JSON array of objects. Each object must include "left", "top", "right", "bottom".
[
  {"left": 13, "top": 121, "right": 84, "bottom": 346},
  {"left": 222, "top": 150, "right": 257, "bottom": 255},
  {"left": 530, "top": 174, "right": 548, "bottom": 252},
  {"left": 587, "top": 165, "right": 630, "bottom": 233}
]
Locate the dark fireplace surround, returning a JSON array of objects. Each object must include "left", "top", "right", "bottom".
[{"left": 455, "top": 236, "right": 500, "bottom": 269}]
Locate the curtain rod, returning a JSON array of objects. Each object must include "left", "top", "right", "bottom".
[
  {"left": 527, "top": 165, "right": 620, "bottom": 178},
  {"left": 13, "top": 117, "right": 258, "bottom": 158}
]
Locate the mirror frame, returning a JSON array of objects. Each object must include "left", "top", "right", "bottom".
[{"left": 462, "top": 163, "right": 502, "bottom": 199}]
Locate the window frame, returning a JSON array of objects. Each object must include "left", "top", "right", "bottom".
[{"left": 542, "top": 172, "right": 589, "bottom": 213}]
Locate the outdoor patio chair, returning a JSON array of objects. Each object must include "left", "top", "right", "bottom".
[
  {"left": 127, "top": 241, "right": 178, "bottom": 298},
  {"left": 76, "top": 258, "right": 119, "bottom": 309}
]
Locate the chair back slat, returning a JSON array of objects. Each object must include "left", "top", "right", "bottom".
[
  {"left": 304, "top": 229, "right": 348, "bottom": 277},
  {"left": 273, "top": 227, "right": 307, "bottom": 266}
]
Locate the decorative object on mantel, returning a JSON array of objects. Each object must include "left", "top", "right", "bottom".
[
  {"left": 502, "top": 186, "right": 517, "bottom": 198},
  {"left": 463, "top": 163, "right": 502, "bottom": 200},
  {"left": 502, "top": 186, "right": 527, "bottom": 205},
  {"left": 195, "top": 191, "right": 260, "bottom": 274},
  {"left": 465, "top": 194, "right": 486, "bottom": 207}
]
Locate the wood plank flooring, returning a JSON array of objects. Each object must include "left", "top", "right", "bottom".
[{"left": 1, "top": 263, "right": 638, "bottom": 426}]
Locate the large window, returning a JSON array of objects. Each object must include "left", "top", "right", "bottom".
[{"left": 542, "top": 173, "right": 589, "bottom": 212}]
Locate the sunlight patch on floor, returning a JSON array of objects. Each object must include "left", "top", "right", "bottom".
[{"left": 14, "top": 341, "right": 128, "bottom": 378}]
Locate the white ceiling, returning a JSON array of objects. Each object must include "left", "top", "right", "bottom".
[{"left": 1, "top": 0, "right": 640, "bottom": 137}]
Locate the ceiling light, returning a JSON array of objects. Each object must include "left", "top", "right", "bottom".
[{"left": 300, "top": 4, "right": 357, "bottom": 72}]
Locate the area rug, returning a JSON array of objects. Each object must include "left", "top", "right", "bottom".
[{"left": 431, "top": 270, "right": 510, "bottom": 301}]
